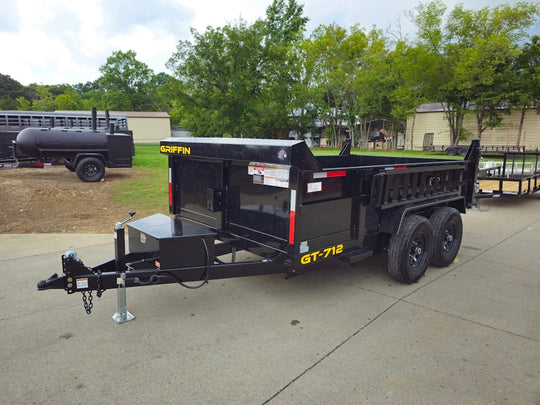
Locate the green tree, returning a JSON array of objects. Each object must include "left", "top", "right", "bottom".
[
  {"left": 388, "top": 41, "right": 440, "bottom": 148},
  {"left": 302, "top": 24, "right": 350, "bottom": 147},
  {"left": 410, "top": 0, "right": 540, "bottom": 144},
  {"left": 447, "top": 3, "right": 538, "bottom": 140},
  {"left": 55, "top": 87, "right": 82, "bottom": 110},
  {"left": 168, "top": 21, "right": 265, "bottom": 136},
  {"left": 167, "top": 0, "right": 307, "bottom": 138},
  {"left": 16, "top": 96, "right": 32, "bottom": 110},
  {"left": 0, "top": 74, "right": 29, "bottom": 109},
  {"left": 30, "top": 85, "right": 56, "bottom": 111},
  {"left": 99, "top": 50, "right": 156, "bottom": 111},
  {"left": 353, "top": 27, "right": 392, "bottom": 145},
  {"left": 510, "top": 36, "right": 540, "bottom": 146},
  {"left": 259, "top": 0, "right": 308, "bottom": 138}
]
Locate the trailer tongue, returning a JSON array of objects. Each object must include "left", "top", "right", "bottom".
[{"left": 37, "top": 137, "right": 480, "bottom": 322}]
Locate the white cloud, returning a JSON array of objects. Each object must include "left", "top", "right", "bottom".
[{"left": 0, "top": 0, "right": 538, "bottom": 86}]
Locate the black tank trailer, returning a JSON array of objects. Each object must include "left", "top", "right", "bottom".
[
  {"left": 15, "top": 109, "right": 134, "bottom": 181},
  {"left": 0, "top": 108, "right": 128, "bottom": 165},
  {"left": 37, "top": 137, "right": 480, "bottom": 321}
]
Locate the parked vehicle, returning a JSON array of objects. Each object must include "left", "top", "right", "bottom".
[
  {"left": 37, "top": 137, "right": 480, "bottom": 320},
  {"left": 0, "top": 108, "right": 128, "bottom": 165},
  {"left": 478, "top": 149, "right": 540, "bottom": 196},
  {"left": 13, "top": 108, "right": 134, "bottom": 181}
]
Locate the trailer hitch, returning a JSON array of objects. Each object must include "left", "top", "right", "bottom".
[
  {"left": 37, "top": 272, "right": 65, "bottom": 290},
  {"left": 37, "top": 212, "right": 137, "bottom": 322}
]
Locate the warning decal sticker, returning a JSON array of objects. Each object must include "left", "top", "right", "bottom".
[{"left": 248, "top": 162, "right": 290, "bottom": 188}]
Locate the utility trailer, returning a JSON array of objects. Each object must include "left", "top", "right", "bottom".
[
  {"left": 37, "top": 137, "right": 480, "bottom": 321},
  {"left": 478, "top": 149, "right": 540, "bottom": 197}
]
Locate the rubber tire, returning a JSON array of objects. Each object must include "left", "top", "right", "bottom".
[
  {"left": 76, "top": 157, "right": 105, "bottom": 182},
  {"left": 429, "top": 207, "right": 463, "bottom": 267},
  {"left": 446, "top": 147, "right": 457, "bottom": 156},
  {"left": 388, "top": 215, "right": 434, "bottom": 284}
]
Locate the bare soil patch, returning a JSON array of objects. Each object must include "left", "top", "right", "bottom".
[{"left": 1, "top": 166, "right": 145, "bottom": 233}]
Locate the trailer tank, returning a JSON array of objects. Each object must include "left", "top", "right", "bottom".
[{"left": 15, "top": 125, "right": 134, "bottom": 181}]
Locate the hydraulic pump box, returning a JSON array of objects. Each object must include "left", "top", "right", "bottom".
[{"left": 127, "top": 213, "right": 215, "bottom": 269}]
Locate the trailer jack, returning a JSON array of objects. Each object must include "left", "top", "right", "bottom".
[
  {"left": 110, "top": 273, "right": 134, "bottom": 323},
  {"left": 110, "top": 212, "right": 136, "bottom": 323}
]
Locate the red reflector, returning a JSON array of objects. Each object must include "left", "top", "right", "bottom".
[
  {"left": 168, "top": 182, "right": 173, "bottom": 206},
  {"left": 289, "top": 210, "right": 296, "bottom": 245},
  {"left": 327, "top": 170, "right": 346, "bottom": 178},
  {"left": 36, "top": 162, "right": 44, "bottom": 168},
  {"left": 393, "top": 166, "right": 407, "bottom": 170},
  {"left": 289, "top": 190, "right": 297, "bottom": 245}
]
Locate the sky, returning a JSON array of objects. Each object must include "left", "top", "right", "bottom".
[{"left": 1, "top": 0, "right": 538, "bottom": 86}]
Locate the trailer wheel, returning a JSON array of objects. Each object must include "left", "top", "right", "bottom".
[
  {"left": 429, "top": 207, "right": 462, "bottom": 267},
  {"left": 76, "top": 157, "right": 105, "bottom": 182},
  {"left": 388, "top": 215, "right": 433, "bottom": 283}
]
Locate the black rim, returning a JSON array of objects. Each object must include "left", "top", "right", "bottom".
[
  {"left": 442, "top": 222, "right": 456, "bottom": 253},
  {"left": 83, "top": 164, "right": 98, "bottom": 177},
  {"left": 408, "top": 233, "right": 427, "bottom": 267}
]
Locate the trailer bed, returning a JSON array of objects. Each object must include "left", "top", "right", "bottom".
[{"left": 478, "top": 150, "right": 540, "bottom": 196}]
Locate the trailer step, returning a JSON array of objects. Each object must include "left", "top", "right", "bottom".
[{"left": 339, "top": 247, "right": 373, "bottom": 264}]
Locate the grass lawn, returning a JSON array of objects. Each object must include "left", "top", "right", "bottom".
[
  {"left": 114, "top": 143, "right": 464, "bottom": 213},
  {"left": 113, "top": 144, "right": 169, "bottom": 213}
]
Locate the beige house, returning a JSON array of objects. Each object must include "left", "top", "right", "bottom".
[
  {"left": 405, "top": 103, "right": 540, "bottom": 151},
  {"left": 121, "top": 111, "right": 171, "bottom": 144}
]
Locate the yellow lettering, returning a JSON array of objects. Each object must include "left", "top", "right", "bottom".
[
  {"left": 300, "top": 254, "right": 311, "bottom": 265},
  {"left": 300, "top": 244, "right": 345, "bottom": 265},
  {"left": 160, "top": 145, "right": 192, "bottom": 155}
]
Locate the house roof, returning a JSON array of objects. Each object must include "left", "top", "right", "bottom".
[
  {"left": 55, "top": 110, "right": 170, "bottom": 118},
  {"left": 417, "top": 103, "right": 445, "bottom": 113},
  {"left": 120, "top": 111, "right": 170, "bottom": 118}
]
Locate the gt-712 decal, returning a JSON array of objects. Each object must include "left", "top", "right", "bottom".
[{"left": 300, "top": 244, "right": 344, "bottom": 265}]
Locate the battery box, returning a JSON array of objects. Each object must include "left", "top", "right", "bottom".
[{"left": 127, "top": 213, "right": 215, "bottom": 269}]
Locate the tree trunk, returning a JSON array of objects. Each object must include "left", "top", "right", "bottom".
[
  {"left": 516, "top": 108, "right": 526, "bottom": 147},
  {"left": 475, "top": 111, "right": 485, "bottom": 141},
  {"left": 441, "top": 101, "right": 467, "bottom": 145}
]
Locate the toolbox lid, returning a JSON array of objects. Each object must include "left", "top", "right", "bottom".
[
  {"left": 128, "top": 213, "right": 216, "bottom": 240},
  {"left": 160, "top": 137, "right": 321, "bottom": 171}
]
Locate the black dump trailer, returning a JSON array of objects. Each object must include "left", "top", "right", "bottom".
[{"left": 37, "top": 137, "right": 480, "bottom": 320}]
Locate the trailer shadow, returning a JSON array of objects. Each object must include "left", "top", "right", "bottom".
[
  {"left": 474, "top": 193, "right": 540, "bottom": 212},
  {"left": 123, "top": 251, "right": 448, "bottom": 323}
]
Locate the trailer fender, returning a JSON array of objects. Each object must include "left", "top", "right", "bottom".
[
  {"left": 379, "top": 196, "right": 466, "bottom": 235},
  {"left": 72, "top": 153, "right": 107, "bottom": 168}
]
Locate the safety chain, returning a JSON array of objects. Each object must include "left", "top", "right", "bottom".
[
  {"left": 81, "top": 291, "right": 93, "bottom": 314},
  {"left": 80, "top": 270, "right": 104, "bottom": 315}
]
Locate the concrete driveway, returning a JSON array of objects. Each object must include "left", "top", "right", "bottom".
[{"left": 1, "top": 194, "right": 539, "bottom": 404}]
